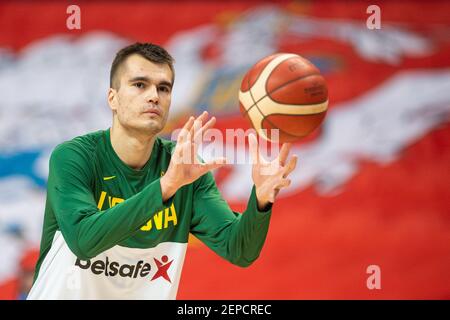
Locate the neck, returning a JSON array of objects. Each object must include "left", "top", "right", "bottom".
[{"left": 110, "top": 123, "right": 156, "bottom": 170}]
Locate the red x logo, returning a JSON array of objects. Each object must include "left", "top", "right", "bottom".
[{"left": 151, "top": 255, "right": 173, "bottom": 283}]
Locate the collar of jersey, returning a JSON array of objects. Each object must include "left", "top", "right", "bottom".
[{"left": 104, "top": 128, "right": 159, "bottom": 177}]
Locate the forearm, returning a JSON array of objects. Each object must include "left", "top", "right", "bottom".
[
  {"left": 223, "top": 186, "right": 273, "bottom": 267},
  {"left": 59, "top": 178, "right": 171, "bottom": 259},
  {"left": 191, "top": 173, "right": 273, "bottom": 267}
]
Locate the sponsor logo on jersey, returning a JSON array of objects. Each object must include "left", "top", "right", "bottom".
[
  {"left": 74, "top": 255, "right": 173, "bottom": 283},
  {"left": 151, "top": 255, "right": 173, "bottom": 283}
]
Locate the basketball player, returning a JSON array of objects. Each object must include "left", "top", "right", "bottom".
[{"left": 28, "top": 43, "right": 297, "bottom": 299}]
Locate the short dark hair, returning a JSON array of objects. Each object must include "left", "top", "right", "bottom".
[{"left": 110, "top": 42, "right": 175, "bottom": 89}]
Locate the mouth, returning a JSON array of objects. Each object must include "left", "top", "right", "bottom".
[{"left": 142, "top": 108, "right": 162, "bottom": 117}]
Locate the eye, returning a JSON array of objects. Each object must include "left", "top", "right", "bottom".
[
  {"left": 133, "top": 82, "right": 145, "bottom": 89},
  {"left": 158, "top": 86, "right": 171, "bottom": 93}
]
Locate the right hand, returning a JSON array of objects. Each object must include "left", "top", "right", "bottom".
[{"left": 160, "top": 111, "right": 227, "bottom": 201}]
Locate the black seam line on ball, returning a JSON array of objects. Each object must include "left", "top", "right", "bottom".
[{"left": 242, "top": 72, "right": 322, "bottom": 116}]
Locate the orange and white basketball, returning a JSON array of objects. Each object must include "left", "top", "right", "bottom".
[{"left": 239, "top": 53, "right": 328, "bottom": 143}]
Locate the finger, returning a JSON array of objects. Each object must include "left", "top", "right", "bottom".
[
  {"left": 248, "top": 133, "right": 259, "bottom": 165},
  {"left": 193, "top": 116, "right": 216, "bottom": 142},
  {"left": 201, "top": 115, "right": 216, "bottom": 134},
  {"left": 275, "top": 178, "right": 291, "bottom": 190},
  {"left": 180, "top": 141, "right": 193, "bottom": 164},
  {"left": 190, "top": 141, "right": 197, "bottom": 164},
  {"left": 192, "top": 116, "right": 216, "bottom": 163},
  {"left": 278, "top": 142, "right": 291, "bottom": 166},
  {"left": 197, "top": 110, "right": 209, "bottom": 122},
  {"left": 282, "top": 154, "right": 298, "bottom": 178},
  {"left": 192, "top": 141, "right": 199, "bottom": 164},
  {"left": 177, "top": 138, "right": 196, "bottom": 164},
  {"left": 191, "top": 119, "right": 202, "bottom": 143},
  {"left": 190, "top": 111, "right": 209, "bottom": 140},
  {"left": 178, "top": 116, "right": 195, "bottom": 144},
  {"left": 182, "top": 116, "right": 195, "bottom": 132},
  {"left": 172, "top": 140, "right": 187, "bottom": 164}
]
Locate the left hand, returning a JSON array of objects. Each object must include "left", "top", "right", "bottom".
[{"left": 249, "top": 133, "right": 298, "bottom": 211}]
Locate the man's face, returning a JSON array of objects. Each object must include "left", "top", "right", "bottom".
[{"left": 109, "top": 54, "right": 173, "bottom": 135}]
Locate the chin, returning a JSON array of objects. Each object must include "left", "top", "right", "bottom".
[{"left": 142, "top": 122, "right": 164, "bottom": 135}]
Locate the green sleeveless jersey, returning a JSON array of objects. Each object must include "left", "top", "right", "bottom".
[{"left": 28, "top": 129, "right": 272, "bottom": 299}]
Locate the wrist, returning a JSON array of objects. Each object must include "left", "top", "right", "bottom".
[
  {"left": 255, "top": 188, "right": 272, "bottom": 211},
  {"left": 160, "top": 175, "right": 178, "bottom": 202},
  {"left": 256, "top": 198, "right": 272, "bottom": 212}
]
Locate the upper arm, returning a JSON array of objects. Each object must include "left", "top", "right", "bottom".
[{"left": 47, "top": 143, "right": 97, "bottom": 257}]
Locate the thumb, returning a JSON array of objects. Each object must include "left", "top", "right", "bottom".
[{"left": 202, "top": 157, "right": 228, "bottom": 172}]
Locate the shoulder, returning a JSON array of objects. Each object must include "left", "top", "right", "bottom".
[{"left": 50, "top": 130, "right": 104, "bottom": 166}]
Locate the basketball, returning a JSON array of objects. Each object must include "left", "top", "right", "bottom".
[{"left": 239, "top": 53, "right": 328, "bottom": 143}]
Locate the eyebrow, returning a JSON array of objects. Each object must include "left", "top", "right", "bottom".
[{"left": 128, "top": 76, "right": 173, "bottom": 88}]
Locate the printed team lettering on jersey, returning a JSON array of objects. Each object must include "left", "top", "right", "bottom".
[
  {"left": 140, "top": 203, "right": 177, "bottom": 231},
  {"left": 96, "top": 191, "right": 124, "bottom": 210},
  {"left": 96, "top": 191, "right": 178, "bottom": 232}
]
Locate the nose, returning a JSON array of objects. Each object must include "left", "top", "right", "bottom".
[{"left": 145, "top": 85, "right": 159, "bottom": 104}]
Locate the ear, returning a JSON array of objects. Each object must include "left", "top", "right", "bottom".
[{"left": 107, "top": 88, "right": 118, "bottom": 112}]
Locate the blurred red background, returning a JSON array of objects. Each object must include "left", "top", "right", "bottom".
[{"left": 0, "top": 0, "right": 449, "bottom": 299}]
